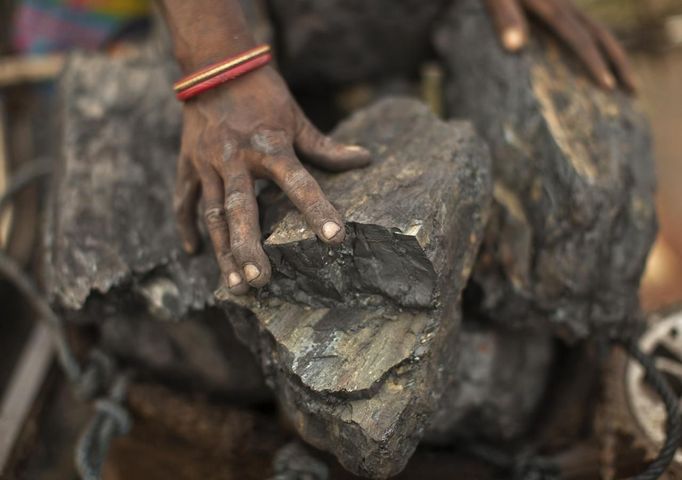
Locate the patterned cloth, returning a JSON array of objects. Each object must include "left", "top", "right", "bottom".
[{"left": 12, "top": 0, "right": 151, "bottom": 54}]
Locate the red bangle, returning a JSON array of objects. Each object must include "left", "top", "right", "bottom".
[{"left": 173, "top": 45, "right": 272, "bottom": 102}]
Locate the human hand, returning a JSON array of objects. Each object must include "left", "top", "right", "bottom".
[
  {"left": 483, "top": 0, "right": 636, "bottom": 91},
  {"left": 174, "top": 66, "right": 371, "bottom": 294}
]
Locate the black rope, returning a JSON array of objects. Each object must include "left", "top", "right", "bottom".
[
  {"left": 618, "top": 338, "right": 682, "bottom": 480},
  {"left": 0, "top": 249, "right": 130, "bottom": 480},
  {"left": 0, "top": 250, "right": 83, "bottom": 384},
  {"left": 75, "top": 375, "right": 131, "bottom": 480},
  {"left": 464, "top": 335, "right": 682, "bottom": 480}
]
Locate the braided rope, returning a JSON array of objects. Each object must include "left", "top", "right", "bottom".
[{"left": 620, "top": 340, "right": 682, "bottom": 480}]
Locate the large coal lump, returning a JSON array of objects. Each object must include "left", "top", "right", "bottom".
[
  {"left": 435, "top": 0, "right": 657, "bottom": 339},
  {"left": 44, "top": 50, "right": 269, "bottom": 398},
  {"left": 220, "top": 98, "right": 492, "bottom": 478}
]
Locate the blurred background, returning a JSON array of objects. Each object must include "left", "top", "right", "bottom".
[{"left": 0, "top": 0, "right": 681, "bottom": 479}]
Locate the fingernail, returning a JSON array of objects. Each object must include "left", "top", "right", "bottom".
[
  {"left": 346, "top": 145, "right": 368, "bottom": 153},
  {"left": 322, "top": 222, "right": 341, "bottom": 240},
  {"left": 227, "top": 272, "right": 243, "bottom": 288},
  {"left": 183, "top": 241, "right": 194, "bottom": 254},
  {"left": 503, "top": 28, "right": 525, "bottom": 51},
  {"left": 243, "top": 263, "right": 261, "bottom": 282},
  {"left": 603, "top": 73, "right": 616, "bottom": 90}
]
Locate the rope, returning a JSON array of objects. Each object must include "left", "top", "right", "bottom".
[
  {"left": 75, "top": 376, "right": 131, "bottom": 480},
  {"left": 0, "top": 250, "right": 83, "bottom": 385},
  {"left": 464, "top": 335, "right": 682, "bottom": 480},
  {"left": 0, "top": 249, "right": 130, "bottom": 480},
  {"left": 619, "top": 339, "right": 682, "bottom": 480}
]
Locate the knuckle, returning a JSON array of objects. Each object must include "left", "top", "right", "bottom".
[
  {"left": 222, "top": 139, "right": 238, "bottom": 164},
  {"left": 230, "top": 237, "right": 248, "bottom": 254},
  {"left": 314, "top": 133, "right": 334, "bottom": 150},
  {"left": 224, "top": 172, "right": 251, "bottom": 191},
  {"left": 224, "top": 190, "right": 249, "bottom": 213},
  {"left": 203, "top": 207, "right": 225, "bottom": 230},
  {"left": 303, "top": 199, "right": 327, "bottom": 218},
  {"left": 230, "top": 230, "right": 260, "bottom": 258},
  {"left": 217, "top": 251, "right": 236, "bottom": 267},
  {"left": 251, "top": 129, "right": 290, "bottom": 156},
  {"left": 261, "top": 154, "right": 293, "bottom": 175},
  {"left": 284, "top": 169, "right": 314, "bottom": 195}
]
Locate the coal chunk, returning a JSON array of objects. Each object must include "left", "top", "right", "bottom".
[
  {"left": 218, "top": 99, "right": 492, "bottom": 478},
  {"left": 434, "top": 0, "right": 657, "bottom": 339},
  {"left": 261, "top": 98, "right": 491, "bottom": 310},
  {"left": 43, "top": 50, "right": 269, "bottom": 399}
]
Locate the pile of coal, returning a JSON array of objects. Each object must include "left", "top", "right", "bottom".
[{"left": 45, "top": 1, "right": 657, "bottom": 473}]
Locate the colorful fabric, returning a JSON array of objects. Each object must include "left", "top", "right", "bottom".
[{"left": 12, "top": 0, "right": 151, "bottom": 54}]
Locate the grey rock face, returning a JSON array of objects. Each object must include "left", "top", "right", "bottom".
[
  {"left": 435, "top": 0, "right": 657, "bottom": 339},
  {"left": 45, "top": 52, "right": 212, "bottom": 314},
  {"left": 218, "top": 99, "right": 492, "bottom": 478},
  {"left": 426, "top": 321, "right": 554, "bottom": 444},
  {"left": 268, "top": 0, "right": 450, "bottom": 86},
  {"left": 44, "top": 51, "right": 267, "bottom": 398}
]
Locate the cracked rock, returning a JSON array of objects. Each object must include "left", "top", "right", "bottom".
[
  {"left": 435, "top": 0, "right": 657, "bottom": 339},
  {"left": 218, "top": 99, "right": 491, "bottom": 478},
  {"left": 260, "top": 98, "right": 491, "bottom": 310}
]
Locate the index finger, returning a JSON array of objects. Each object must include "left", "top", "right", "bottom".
[{"left": 263, "top": 153, "right": 345, "bottom": 245}]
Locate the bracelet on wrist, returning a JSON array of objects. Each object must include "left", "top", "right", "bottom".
[{"left": 173, "top": 44, "right": 272, "bottom": 101}]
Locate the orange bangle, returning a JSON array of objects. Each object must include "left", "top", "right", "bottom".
[{"left": 173, "top": 44, "right": 272, "bottom": 101}]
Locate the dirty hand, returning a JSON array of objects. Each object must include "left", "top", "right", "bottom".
[
  {"left": 483, "top": 0, "right": 636, "bottom": 91},
  {"left": 174, "top": 66, "right": 371, "bottom": 294}
]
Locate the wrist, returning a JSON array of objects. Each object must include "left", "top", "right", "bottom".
[
  {"left": 159, "top": 0, "right": 258, "bottom": 73},
  {"left": 176, "top": 35, "right": 257, "bottom": 73}
]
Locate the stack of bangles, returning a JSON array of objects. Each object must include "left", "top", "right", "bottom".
[{"left": 173, "top": 44, "right": 272, "bottom": 101}]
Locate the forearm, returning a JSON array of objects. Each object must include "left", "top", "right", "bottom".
[{"left": 157, "top": 0, "right": 256, "bottom": 72}]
